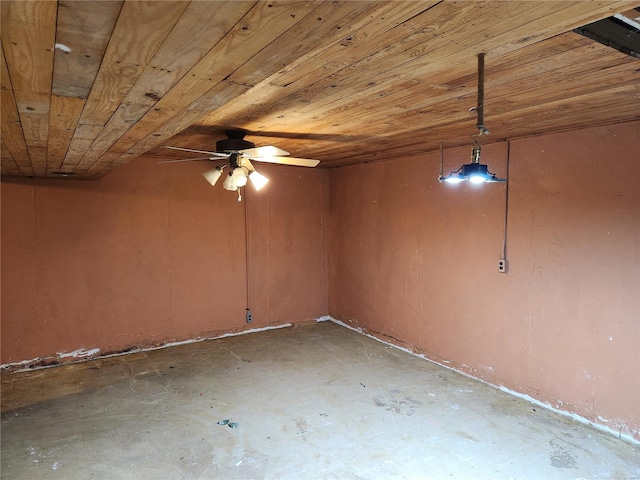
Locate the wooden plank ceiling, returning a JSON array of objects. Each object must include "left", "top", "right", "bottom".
[{"left": 1, "top": 1, "right": 639, "bottom": 178}]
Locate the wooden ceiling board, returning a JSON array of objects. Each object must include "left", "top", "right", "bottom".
[
  {"left": 1, "top": 0, "right": 639, "bottom": 179},
  {"left": 242, "top": 2, "right": 510, "bottom": 125},
  {"left": 96, "top": 1, "right": 320, "bottom": 170},
  {"left": 231, "top": 16, "right": 576, "bottom": 134},
  {"left": 327, "top": 84, "right": 640, "bottom": 167},
  {"left": 72, "top": 1, "right": 256, "bottom": 175},
  {"left": 116, "top": 1, "right": 253, "bottom": 107},
  {"left": 225, "top": 2, "right": 377, "bottom": 88},
  {"left": 487, "top": 84, "right": 640, "bottom": 132},
  {"left": 52, "top": 1, "right": 123, "bottom": 99},
  {"left": 160, "top": 3, "right": 636, "bottom": 165},
  {"left": 1, "top": 141, "right": 22, "bottom": 176},
  {"left": 188, "top": 5, "right": 512, "bottom": 150},
  {"left": 1, "top": 0, "right": 57, "bottom": 176},
  {"left": 48, "top": 1, "right": 123, "bottom": 174},
  {"left": 480, "top": 0, "right": 639, "bottom": 58},
  {"left": 239, "top": 34, "right": 638, "bottom": 163},
  {"left": 47, "top": 95, "right": 85, "bottom": 174},
  {"left": 310, "top": 46, "right": 634, "bottom": 136},
  {"left": 62, "top": 123, "right": 103, "bottom": 171},
  {"left": 84, "top": 151, "right": 122, "bottom": 177},
  {"left": 85, "top": 0, "right": 556, "bottom": 169},
  {"left": 111, "top": 82, "right": 251, "bottom": 160},
  {"left": 239, "top": 2, "right": 629, "bottom": 136},
  {"left": 75, "top": 1, "right": 189, "bottom": 127},
  {"left": 191, "top": 2, "right": 442, "bottom": 131},
  {"left": 61, "top": 1, "right": 190, "bottom": 173},
  {"left": 263, "top": 2, "right": 442, "bottom": 90},
  {"left": 0, "top": 47, "right": 32, "bottom": 176}
]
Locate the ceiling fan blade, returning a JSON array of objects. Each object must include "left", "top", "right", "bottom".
[
  {"left": 163, "top": 146, "right": 229, "bottom": 157},
  {"left": 157, "top": 157, "right": 217, "bottom": 164},
  {"left": 240, "top": 146, "right": 289, "bottom": 157},
  {"left": 248, "top": 156, "right": 320, "bottom": 167}
]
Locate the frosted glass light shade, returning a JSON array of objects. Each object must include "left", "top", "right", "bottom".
[
  {"left": 231, "top": 167, "right": 247, "bottom": 188},
  {"left": 223, "top": 168, "right": 247, "bottom": 190},
  {"left": 202, "top": 167, "right": 222, "bottom": 186},
  {"left": 249, "top": 171, "right": 269, "bottom": 191},
  {"left": 223, "top": 172, "right": 237, "bottom": 191}
]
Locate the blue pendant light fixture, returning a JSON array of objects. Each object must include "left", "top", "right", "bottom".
[
  {"left": 439, "top": 53, "right": 506, "bottom": 185},
  {"left": 439, "top": 136, "right": 506, "bottom": 184}
]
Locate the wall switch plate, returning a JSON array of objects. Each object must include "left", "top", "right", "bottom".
[{"left": 498, "top": 259, "right": 507, "bottom": 273}]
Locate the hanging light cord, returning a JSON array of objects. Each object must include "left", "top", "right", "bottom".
[
  {"left": 501, "top": 140, "right": 511, "bottom": 260},
  {"left": 244, "top": 187, "right": 251, "bottom": 315}
]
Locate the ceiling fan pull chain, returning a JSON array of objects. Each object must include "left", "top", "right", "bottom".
[{"left": 237, "top": 189, "right": 242, "bottom": 202}]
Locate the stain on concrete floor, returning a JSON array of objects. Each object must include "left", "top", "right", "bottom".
[{"left": 1, "top": 322, "right": 639, "bottom": 479}]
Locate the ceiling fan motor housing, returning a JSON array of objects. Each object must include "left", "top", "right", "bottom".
[{"left": 216, "top": 130, "right": 255, "bottom": 152}]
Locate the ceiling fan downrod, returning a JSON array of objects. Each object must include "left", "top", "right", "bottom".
[{"left": 475, "top": 52, "right": 489, "bottom": 136}]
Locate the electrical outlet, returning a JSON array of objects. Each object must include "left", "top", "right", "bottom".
[
  {"left": 246, "top": 309, "right": 252, "bottom": 323},
  {"left": 498, "top": 259, "right": 507, "bottom": 273}
]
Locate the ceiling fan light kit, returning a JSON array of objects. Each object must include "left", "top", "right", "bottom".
[
  {"left": 161, "top": 129, "right": 318, "bottom": 201},
  {"left": 439, "top": 53, "right": 506, "bottom": 185}
]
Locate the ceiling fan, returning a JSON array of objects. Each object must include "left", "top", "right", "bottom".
[{"left": 159, "top": 129, "right": 320, "bottom": 201}]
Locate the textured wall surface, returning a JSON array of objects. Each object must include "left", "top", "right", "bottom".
[
  {"left": 2, "top": 121, "right": 638, "bottom": 441},
  {"left": 329, "top": 121, "right": 640, "bottom": 440},
  {"left": 1, "top": 159, "right": 329, "bottom": 365}
]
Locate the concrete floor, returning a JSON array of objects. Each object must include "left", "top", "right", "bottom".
[{"left": 1, "top": 321, "right": 638, "bottom": 479}]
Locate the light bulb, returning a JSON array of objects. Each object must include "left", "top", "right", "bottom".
[
  {"left": 249, "top": 171, "right": 269, "bottom": 191},
  {"left": 469, "top": 175, "right": 486, "bottom": 184},
  {"left": 444, "top": 176, "right": 464, "bottom": 184}
]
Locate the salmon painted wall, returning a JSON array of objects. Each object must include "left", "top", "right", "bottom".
[
  {"left": 329, "top": 121, "right": 640, "bottom": 440},
  {"left": 1, "top": 158, "right": 329, "bottom": 366}
]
